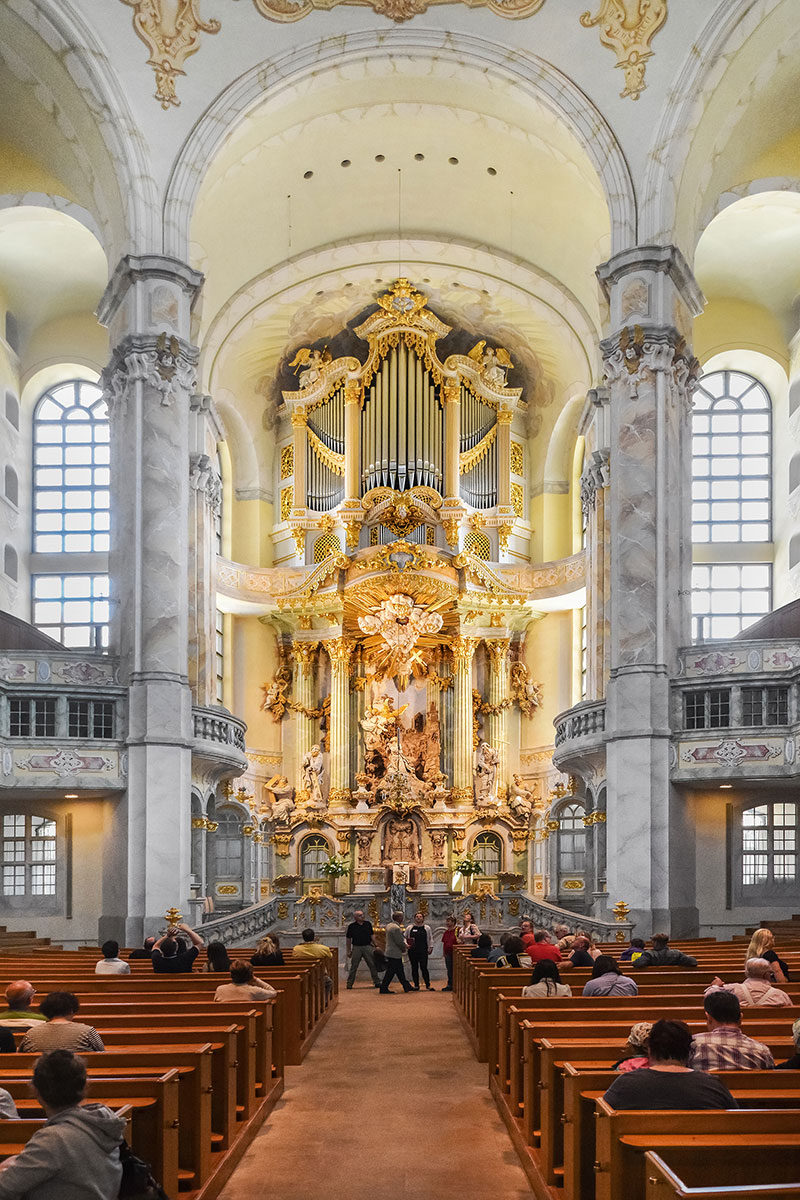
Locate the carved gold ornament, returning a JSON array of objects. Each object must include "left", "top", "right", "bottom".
[
  {"left": 561, "top": 878, "right": 584, "bottom": 890},
  {"left": 613, "top": 899, "right": 631, "bottom": 922},
  {"left": 121, "top": 0, "right": 221, "bottom": 108},
  {"left": 250, "top": 0, "right": 544, "bottom": 22},
  {"left": 580, "top": 1, "right": 668, "bottom": 101}
]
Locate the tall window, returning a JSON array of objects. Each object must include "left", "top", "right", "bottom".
[
  {"left": 215, "top": 610, "right": 224, "bottom": 704},
  {"left": 32, "top": 381, "right": 110, "bottom": 649},
  {"left": 300, "top": 835, "right": 330, "bottom": 890},
  {"left": 557, "top": 804, "right": 586, "bottom": 874},
  {"left": 742, "top": 802, "right": 796, "bottom": 887},
  {"left": 2, "top": 814, "right": 56, "bottom": 897},
  {"left": 691, "top": 371, "right": 772, "bottom": 641},
  {"left": 472, "top": 831, "right": 502, "bottom": 880},
  {"left": 213, "top": 809, "right": 243, "bottom": 879}
]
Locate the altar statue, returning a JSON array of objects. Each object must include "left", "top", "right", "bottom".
[
  {"left": 382, "top": 817, "right": 419, "bottom": 864},
  {"left": 474, "top": 740, "right": 500, "bottom": 806},
  {"left": 264, "top": 775, "right": 295, "bottom": 823},
  {"left": 508, "top": 774, "right": 534, "bottom": 822},
  {"left": 358, "top": 593, "right": 443, "bottom": 679},
  {"left": 301, "top": 744, "right": 325, "bottom": 808}
]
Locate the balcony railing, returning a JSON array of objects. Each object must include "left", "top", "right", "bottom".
[{"left": 192, "top": 705, "right": 248, "bottom": 775}]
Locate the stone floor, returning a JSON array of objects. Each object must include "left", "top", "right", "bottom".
[{"left": 218, "top": 973, "right": 532, "bottom": 1199}]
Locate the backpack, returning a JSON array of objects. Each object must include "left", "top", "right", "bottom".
[{"left": 118, "top": 1140, "right": 170, "bottom": 1200}]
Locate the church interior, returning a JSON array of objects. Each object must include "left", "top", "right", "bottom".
[{"left": 1, "top": 1, "right": 800, "bottom": 1196}]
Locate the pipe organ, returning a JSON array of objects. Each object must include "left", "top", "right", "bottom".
[{"left": 280, "top": 279, "right": 524, "bottom": 558}]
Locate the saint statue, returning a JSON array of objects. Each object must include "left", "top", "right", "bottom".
[
  {"left": 508, "top": 774, "right": 534, "bottom": 822},
  {"left": 264, "top": 775, "right": 295, "bottom": 823},
  {"left": 382, "top": 817, "right": 419, "bottom": 864},
  {"left": 300, "top": 744, "right": 325, "bottom": 808},
  {"left": 474, "top": 740, "right": 500, "bottom": 807}
]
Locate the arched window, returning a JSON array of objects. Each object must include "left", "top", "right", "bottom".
[
  {"left": 472, "top": 831, "right": 502, "bottom": 880},
  {"left": 300, "top": 835, "right": 330, "bottom": 889},
  {"left": 691, "top": 370, "right": 772, "bottom": 641},
  {"left": 532, "top": 817, "right": 545, "bottom": 879},
  {"left": 557, "top": 803, "right": 586, "bottom": 874},
  {"left": 742, "top": 802, "right": 796, "bottom": 889},
  {"left": 31, "top": 381, "right": 110, "bottom": 649},
  {"left": 2, "top": 814, "right": 56, "bottom": 897}
]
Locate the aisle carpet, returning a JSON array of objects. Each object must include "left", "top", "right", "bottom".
[{"left": 218, "top": 978, "right": 532, "bottom": 1199}]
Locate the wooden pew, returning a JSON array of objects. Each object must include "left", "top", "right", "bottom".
[
  {"left": 594, "top": 1102, "right": 800, "bottom": 1200},
  {"left": 0, "top": 1106, "right": 133, "bottom": 1161},
  {"left": 644, "top": 1148, "right": 800, "bottom": 1199}
]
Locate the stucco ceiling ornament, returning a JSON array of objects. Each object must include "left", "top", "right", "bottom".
[
  {"left": 121, "top": 0, "right": 221, "bottom": 108},
  {"left": 249, "top": 0, "right": 544, "bottom": 21},
  {"left": 580, "top": 0, "right": 668, "bottom": 101}
]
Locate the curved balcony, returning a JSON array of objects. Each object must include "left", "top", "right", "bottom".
[
  {"left": 552, "top": 699, "right": 606, "bottom": 772},
  {"left": 192, "top": 705, "right": 248, "bottom": 777}
]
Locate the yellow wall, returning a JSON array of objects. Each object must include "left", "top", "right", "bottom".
[{"left": 694, "top": 299, "right": 789, "bottom": 371}]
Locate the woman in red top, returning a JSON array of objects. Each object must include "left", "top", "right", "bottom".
[{"left": 442, "top": 916, "right": 457, "bottom": 992}]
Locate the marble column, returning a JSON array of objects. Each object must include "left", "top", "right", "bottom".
[
  {"left": 323, "top": 637, "right": 352, "bottom": 809},
  {"left": 579, "top": 389, "right": 611, "bottom": 701},
  {"left": 485, "top": 638, "right": 510, "bottom": 799},
  {"left": 98, "top": 253, "right": 203, "bottom": 945},
  {"left": 451, "top": 636, "right": 478, "bottom": 804},
  {"left": 188, "top": 395, "right": 223, "bottom": 707},
  {"left": 597, "top": 245, "right": 702, "bottom": 935},
  {"left": 292, "top": 639, "right": 318, "bottom": 798}
]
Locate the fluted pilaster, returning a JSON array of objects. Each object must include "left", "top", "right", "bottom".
[
  {"left": 485, "top": 638, "right": 510, "bottom": 798},
  {"left": 292, "top": 640, "right": 318, "bottom": 797},
  {"left": 323, "top": 638, "right": 353, "bottom": 809},
  {"left": 451, "top": 636, "right": 478, "bottom": 801}
]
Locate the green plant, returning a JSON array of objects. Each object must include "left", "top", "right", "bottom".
[
  {"left": 454, "top": 853, "right": 482, "bottom": 876},
  {"left": 319, "top": 853, "right": 349, "bottom": 879}
]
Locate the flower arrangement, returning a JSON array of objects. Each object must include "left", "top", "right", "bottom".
[
  {"left": 319, "top": 853, "right": 350, "bottom": 879},
  {"left": 453, "top": 853, "right": 483, "bottom": 877}
]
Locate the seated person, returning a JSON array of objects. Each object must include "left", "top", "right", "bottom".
[
  {"left": 552, "top": 922, "right": 574, "bottom": 952},
  {"left": 94, "top": 940, "right": 130, "bottom": 976},
  {"left": 251, "top": 934, "right": 284, "bottom": 967},
  {"left": 0, "top": 981, "right": 46, "bottom": 1030},
  {"left": 690, "top": 990, "right": 775, "bottom": 1070},
  {"left": 214, "top": 961, "right": 277, "bottom": 1002},
  {"left": 521, "top": 959, "right": 571, "bottom": 998},
  {"left": 20, "top": 992, "right": 105, "bottom": 1053},
  {"left": 564, "top": 935, "right": 595, "bottom": 969},
  {"left": 619, "top": 937, "right": 646, "bottom": 963},
  {"left": 494, "top": 936, "right": 531, "bottom": 969},
  {"left": 204, "top": 942, "right": 231, "bottom": 973},
  {"left": 603, "top": 1019, "right": 737, "bottom": 1110},
  {"left": 527, "top": 930, "right": 562, "bottom": 963},
  {"left": 471, "top": 934, "right": 493, "bottom": 960},
  {"left": 151, "top": 922, "right": 204, "bottom": 973},
  {"left": 129, "top": 936, "right": 156, "bottom": 960},
  {"left": 612, "top": 1021, "right": 653, "bottom": 1072},
  {"left": 582, "top": 955, "right": 638, "bottom": 996},
  {"left": 705, "top": 957, "right": 792, "bottom": 1007},
  {"left": 0, "top": 1051, "right": 125, "bottom": 1198},
  {"left": 633, "top": 933, "right": 697, "bottom": 969},
  {"left": 293, "top": 928, "right": 333, "bottom": 996},
  {"left": 777, "top": 1017, "right": 800, "bottom": 1069}
]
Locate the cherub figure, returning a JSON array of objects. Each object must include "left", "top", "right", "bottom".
[
  {"left": 468, "top": 340, "right": 513, "bottom": 389},
  {"left": 288, "top": 346, "right": 332, "bottom": 389}
]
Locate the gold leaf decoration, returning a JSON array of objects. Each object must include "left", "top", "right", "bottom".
[
  {"left": 249, "top": 0, "right": 545, "bottom": 22},
  {"left": 580, "top": 0, "right": 668, "bottom": 101},
  {"left": 121, "top": 0, "right": 221, "bottom": 109}
]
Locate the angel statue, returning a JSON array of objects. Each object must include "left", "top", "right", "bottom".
[
  {"left": 474, "top": 740, "right": 500, "bottom": 807},
  {"left": 468, "top": 341, "right": 513, "bottom": 389},
  {"left": 300, "top": 744, "right": 325, "bottom": 808},
  {"left": 510, "top": 662, "right": 543, "bottom": 718},
  {"left": 287, "top": 345, "right": 332, "bottom": 389},
  {"left": 262, "top": 664, "right": 292, "bottom": 722},
  {"left": 508, "top": 774, "right": 534, "bottom": 822}
]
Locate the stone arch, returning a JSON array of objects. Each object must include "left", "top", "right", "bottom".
[{"left": 163, "top": 30, "right": 634, "bottom": 261}]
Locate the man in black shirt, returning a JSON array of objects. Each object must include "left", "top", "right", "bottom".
[
  {"left": 603, "top": 1019, "right": 736, "bottom": 1111},
  {"left": 405, "top": 911, "right": 434, "bottom": 990},
  {"left": 345, "top": 910, "right": 380, "bottom": 989},
  {"left": 151, "top": 923, "right": 204, "bottom": 973}
]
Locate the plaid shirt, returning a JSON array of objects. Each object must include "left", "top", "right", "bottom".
[{"left": 690, "top": 1026, "right": 775, "bottom": 1071}]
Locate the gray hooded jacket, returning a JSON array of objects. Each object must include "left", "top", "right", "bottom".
[{"left": 0, "top": 1103, "right": 125, "bottom": 1200}]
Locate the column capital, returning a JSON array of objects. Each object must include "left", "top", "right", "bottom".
[
  {"left": 101, "top": 332, "right": 199, "bottom": 419},
  {"left": 599, "top": 325, "right": 701, "bottom": 408},
  {"left": 322, "top": 637, "right": 354, "bottom": 668},
  {"left": 484, "top": 638, "right": 510, "bottom": 668},
  {"left": 292, "top": 640, "right": 319, "bottom": 675},
  {"left": 451, "top": 636, "right": 479, "bottom": 665}
]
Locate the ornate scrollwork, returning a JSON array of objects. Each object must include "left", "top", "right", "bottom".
[
  {"left": 102, "top": 333, "right": 198, "bottom": 417},
  {"left": 580, "top": 0, "right": 668, "bottom": 100},
  {"left": 121, "top": 0, "right": 221, "bottom": 108}
]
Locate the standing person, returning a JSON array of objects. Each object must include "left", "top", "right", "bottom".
[
  {"left": 405, "top": 911, "right": 434, "bottom": 991},
  {"left": 457, "top": 910, "right": 480, "bottom": 947},
  {"left": 380, "top": 911, "right": 412, "bottom": 994},
  {"left": 151, "top": 922, "right": 204, "bottom": 973},
  {"left": 345, "top": 910, "right": 380, "bottom": 989},
  {"left": 441, "top": 915, "right": 457, "bottom": 992},
  {"left": 0, "top": 1050, "right": 126, "bottom": 1199},
  {"left": 94, "top": 941, "right": 130, "bottom": 976}
]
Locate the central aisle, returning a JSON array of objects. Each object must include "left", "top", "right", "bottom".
[{"left": 219, "top": 982, "right": 532, "bottom": 1199}]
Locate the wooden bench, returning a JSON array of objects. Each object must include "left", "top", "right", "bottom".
[{"left": 644, "top": 1148, "right": 800, "bottom": 1199}]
